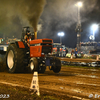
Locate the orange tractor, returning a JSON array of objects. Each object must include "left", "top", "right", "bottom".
[{"left": 6, "top": 27, "right": 61, "bottom": 73}]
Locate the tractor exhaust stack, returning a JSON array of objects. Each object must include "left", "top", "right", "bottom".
[{"left": 34, "top": 31, "right": 37, "bottom": 39}]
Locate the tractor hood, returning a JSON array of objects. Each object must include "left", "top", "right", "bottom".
[{"left": 30, "top": 39, "right": 53, "bottom": 45}]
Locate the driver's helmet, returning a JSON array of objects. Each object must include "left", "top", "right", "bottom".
[{"left": 26, "top": 31, "right": 31, "bottom": 36}]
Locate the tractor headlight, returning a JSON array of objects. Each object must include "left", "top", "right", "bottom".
[
  {"left": 35, "top": 43, "right": 41, "bottom": 46},
  {"left": 41, "top": 53, "right": 44, "bottom": 55}
]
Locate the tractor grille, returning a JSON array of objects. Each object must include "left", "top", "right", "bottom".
[
  {"left": 42, "top": 40, "right": 52, "bottom": 43},
  {"left": 42, "top": 46, "right": 52, "bottom": 54}
]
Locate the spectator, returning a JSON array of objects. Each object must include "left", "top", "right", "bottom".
[
  {"left": 75, "top": 48, "right": 78, "bottom": 58},
  {"left": 65, "top": 48, "right": 68, "bottom": 57},
  {"left": 71, "top": 49, "right": 74, "bottom": 59}
]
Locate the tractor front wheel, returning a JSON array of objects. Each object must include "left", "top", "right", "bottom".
[
  {"left": 38, "top": 63, "right": 46, "bottom": 73},
  {"left": 51, "top": 57, "right": 61, "bottom": 73},
  {"left": 29, "top": 57, "right": 38, "bottom": 72}
]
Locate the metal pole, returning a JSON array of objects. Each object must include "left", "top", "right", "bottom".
[
  {"left": 78, "top": 6, "right": 81, "bottom": 25},
  {"left": 60, "top": 36, "right": 62, "bottom": 44},
  {"left": 60, "top": 36, "right": 62, "bottom": 57},
  {"left": 77, "top": 6, "right": 81, "bottom": 51},
  {"left": 93, "top": 29, "right": 95, "bottom": 42},
  {"left": 75, "top": 2, "right": 83, "bottom": 52}
]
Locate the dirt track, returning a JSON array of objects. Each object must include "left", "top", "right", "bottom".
[
  {"left": 60, "top": 58, "right": 99, "bottom": 63},
  {"left": 0, "top": 66, "right": 100, "bottom": 99}
]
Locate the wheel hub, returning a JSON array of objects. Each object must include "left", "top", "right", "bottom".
[
  {"left": 7, "top": 50, "right": 14, "bottom": 69},
  {"left": 30, "top": 61, "right": 34, "bottom": 71}
]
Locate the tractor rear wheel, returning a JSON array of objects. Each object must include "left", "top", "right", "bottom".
[
  {"left": 51, "top": 57, "right": 61, "bottom": 73},
  {"left": 6, "top": 44, "right": 25, "bottom": 73}
]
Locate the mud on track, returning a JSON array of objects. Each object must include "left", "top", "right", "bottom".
[{"left": 0, "top": 66, "right": 100, "bottom": 99}]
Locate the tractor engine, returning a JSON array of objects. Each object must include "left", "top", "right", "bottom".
[{"left": 29, "top": 39, "right": 53, "bottom": 57}]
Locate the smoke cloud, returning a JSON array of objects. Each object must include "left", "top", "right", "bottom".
[
  {"left": 39, "top": 0, "right": 98, "bottom": 47},
  {"left": 0, "top": 0, "right": 99, "bottom": 47},
  {"left": 0, "top": 0, "right": 46, "bottom": 38}
]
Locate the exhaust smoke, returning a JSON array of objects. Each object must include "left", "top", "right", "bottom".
[{"left": 0, "top": 0, "right": 46, "bottom": 37}]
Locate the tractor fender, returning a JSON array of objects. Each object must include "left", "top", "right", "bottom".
[
  {"left": 45, "top": 56, "right": 56, "bottom": 66},
  {"left": 10, "top": 41, "right": 25, "bottom": 48},
  {"left": 9, "top": 41, "right": 25, "bottom": 49}
]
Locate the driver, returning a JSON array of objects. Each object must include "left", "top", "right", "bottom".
[{"left": 24, "top": 31, "right": 32, "bottom": 47}]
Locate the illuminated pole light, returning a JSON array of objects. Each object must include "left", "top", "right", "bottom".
[
  {"left": 92, "top": 24, "right": 98, "bottom": 41},
  {"left": 77, "top": 2, "right": 82, "bottom": 7},
  {"left": 77, "top": 2, "right": 82, "bottom": 27},
  {"left": 75, "top": 2, "right": 83, "bottom": 25},
  {"left": 58, "top": 32, "right": 64, "bottom": 44}
]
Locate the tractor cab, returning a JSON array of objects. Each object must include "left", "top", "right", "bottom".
[{"left": 21, "top": 27, "right": 34, "bottom": 41}]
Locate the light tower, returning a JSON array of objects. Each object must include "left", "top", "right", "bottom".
[
  {"left": 58, "top": 32, "right": 64, "bottom": 57},
  {"left": 92, "top": 24, "right": 98, "bottom": 41},
  {"left": 58, "top": 32, "right": 64, "bottom": 45},
  {"left": 75, "top": 2, "right": 83, "bottom": 51}
]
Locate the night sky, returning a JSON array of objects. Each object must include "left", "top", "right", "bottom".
[
  {"left": 0, "top": 0, "right": 100, "bottom": 48},
  {"left": 39, "top": 0, "right": 100, "bottom": 48}
]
